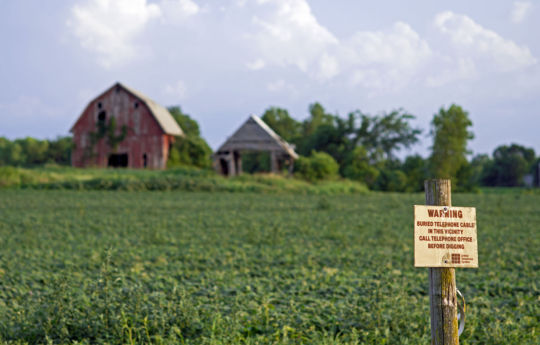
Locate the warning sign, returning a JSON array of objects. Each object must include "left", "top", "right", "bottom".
[{"left": 414, "top": 205, "right": 478, "bottom": 268}]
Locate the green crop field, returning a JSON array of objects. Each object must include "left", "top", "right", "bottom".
[{"left": 0, "top": 190, "right": 538, "bottom": 344}]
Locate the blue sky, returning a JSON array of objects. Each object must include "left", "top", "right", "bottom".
[{"left": 1, "top": 0, "right": 539, "bottom": 158}]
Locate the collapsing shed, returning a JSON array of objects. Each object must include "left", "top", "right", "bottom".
[{"left": 213, "top": 115, "right": 298, "bottom": 176}]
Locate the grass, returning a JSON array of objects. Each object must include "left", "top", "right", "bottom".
[
  {"left": 0, "top": 166, "right": 368, "bottom": 195},
  {"left": 0, "top": 190, "right": 538, "bottom": 344}
]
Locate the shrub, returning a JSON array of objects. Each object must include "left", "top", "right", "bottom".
[
  {"left": 295, "top": 151, "right": 339, "bottom": 181},
  {"left": 342, "top": 146, "right": 380, "bottom": 187},
  {"left": 373, "top": 168, "right": 408, "bottom": 192}
]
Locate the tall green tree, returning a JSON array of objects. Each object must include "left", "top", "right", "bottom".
[
  {"left": 483, "top": 144, "right": 535, "bottom": 186},
  {"left": 47, "top": 136, "right": 73, "bottom": 165},
  {"left": 0, "top": 136, "right": 73, "bottom": 166},
  {"left": 0, "top": 138, "right": 23, "bottom": 166},
  {"left": 167, "top": 106, "right": 212, "bottom": 168},
  {"left": 429, "top": 104, "right": 474, "bottom": 183},
  {"left": 302, "top": 103, "right": 335, "bottom": 137},
  {"left": 295, "top": 103, "right": 337, "bottom": 155},
  {"left": 15, "top": 137, "right": 49, "bottom": 165},
  {"left": 342, "top": 146, "right": 380, "bottom": 186},
  {"left": 353, "top": 109, "right": 422, "bottom": 161},
  {"left": 401, "top": 154, "right": 428, "bottom": 192},
  {"left": 300, "top": 116, "right": 353, "bottom": 166},
  {"left": 464, "top": 154, "right": 492, "bottom": 189},
  {"left": 261, "top": 107, "right": 301, "bottom": 142}
]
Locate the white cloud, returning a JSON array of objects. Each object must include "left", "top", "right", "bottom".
[
  {"left": 425, "top": 57, "right": 477, "bottom": 87},
  {"left": 68, "top": 0, "right": 538, "bottom": 94},
  {"left": 317, "top": 53, "right": 339, "bottom": 80},
  {"left": 160, "top": 0, "right": 199, "bottom": 21},
  {"left": 235, "top": 0, "right": 248, "bottom": 7},
  {"left": 246, "top": 58, "right": 266, "bottom": 70},
  {"left": 68, "top": 0, "right": 199, "bottom": 67},
  {"left": 341, "top": 22, "right": 432, "bottom": 89},
  {"left": 266, "top": 79, "right": 295, "bottom": 93},
  {"left": 434, "top": 11, "right": 536, "bottom": 73},
  {"left": 247, "top": 1, "right": 431, "bottom": 90},
  {"left": 245, "top": 2, "right": 537, "bottom": 92},
  {"left": 511, "top": 1, "right": 532, "bottom": 23},
  {"left": 69, "top": 0, "right": 161, "bottom": 67},
  {"left": 249, "top": 0, "right": 339, "bottom": 76},
  {"left": 165, "top": 80, "right": 188, "bottom": 99}
]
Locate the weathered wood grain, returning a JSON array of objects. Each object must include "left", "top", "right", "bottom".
[{"left": 425, "top": 179, "right": 459, "bottom": 345}]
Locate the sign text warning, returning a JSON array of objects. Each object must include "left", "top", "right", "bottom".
[{"left": 414, "top": 205, "right": 478, "bottom": 268}]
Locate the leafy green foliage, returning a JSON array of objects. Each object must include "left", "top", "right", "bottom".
[
  {"left": 353, "top": 109, "right": 421, "bottom": 161},
  {"left": 261, "top": 103, "right": 422, "bottom": 190},
  {"left": 241, "top": 151, "right": 271, "bottom": 174},
  {"left": 301, "top": 103, "right": 335, "bottom": 138},
  {"left": 401, "top": 155, "right": 428, "bottom": 192},
  {"left": 14, "top": 137, "right": 49, "bottom": 164},
  {"left": 167, "top": 106, "right": 212, "bottom": 168},
  {"left": 0, "top": 166, "right": 368, "bottom": 194},
  {"left": 168, "top": 136, "right": 213, "bottom": 169},
  {"left": 429, "top": 104, "right": 474, "bottom": 184},
  {"left": 86, "top": 115, "right": 128, "bottom": 158},
  {"left": 106, "top": 116, "right": 128, "bottom": 150},
  {"left": 0, "top": 191, "right": 537, "bottom": 344},
  {"left": 168, "top": 106, "right": 201, "bottom": 137},
  {"left": 0, "top": 137, "right": 72, "bottom": 166},
  {"left": 482, "top": 144, "right": 536, "bottom": 187},
  {"left": 342, "top": 146, "right": 379, "bottom": 186},
  {"left": 295, "top": 151, "right": 339, "bottom": 181},
  {"left": 0, "top": 137, "right": 24, "bottom": 165},
  {"left": 261, "top": 107, "right": 301, "bottom": 142},
  {"left": 372, "top": 165, "right": 408, "bottom": 192},
  {"left": 47, "top": 137, "right": 73, "bottom": 165}
]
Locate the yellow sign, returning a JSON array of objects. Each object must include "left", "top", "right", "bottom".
[{"left": 414, "top": 205, "right": 478, "bottom": 268}]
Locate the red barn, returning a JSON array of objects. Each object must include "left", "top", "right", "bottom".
[{"left": 70, "top": 82, "right": 184, "bottom": 169}]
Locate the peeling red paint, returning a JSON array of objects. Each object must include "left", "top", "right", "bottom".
[{"left": 71, "top": 85, "right": 174, "bottom": 169}]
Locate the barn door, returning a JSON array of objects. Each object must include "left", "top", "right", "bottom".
[{"left": 108, "top": 153, "right": 128, "bottom": 167}]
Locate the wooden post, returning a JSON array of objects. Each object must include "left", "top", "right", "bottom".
[
  {"left": 270, "top": 151, "right": 277, "bottom": 173},
  {"left": 425, "top": 179, "right": 459, "bottom": 345},
  {"left": 288, "top": 158, "right": 294, "bottom": 177},
  {"left": 537, "top": 162, "right": 540, "bottom": 187},
  {"left": 228, "top": 153, "right": 236, "bottom": 176},
  {"left": 236, "top": 152, "right": 242, "bottom": 175}
]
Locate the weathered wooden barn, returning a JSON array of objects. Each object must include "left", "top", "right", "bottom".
[
  {"left": 71, "top": 82, "right": 183, "bottom": 169},
  {"left": 213, "top": 115, "right": 298, "bottom": 176}
]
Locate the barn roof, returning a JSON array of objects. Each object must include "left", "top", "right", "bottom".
[
  {"left": 71, "top": 82, "right": 184, "bottom": 136},
  {"left": 216, "top": 115, "right": 298, "bottom": 159},
  {"left": 119, "top": 83, "right": 183, "bottom": 136}
]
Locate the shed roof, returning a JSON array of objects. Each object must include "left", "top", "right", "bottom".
[
  {"left": 71, "top": 82, "right": 184, "bottom": 136},
  {"left": 216, "top": 115, "right": 298, "bottom": 159}
]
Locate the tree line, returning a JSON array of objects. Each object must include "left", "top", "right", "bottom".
[
  {"left": 256, "top": 103, "right": 539, "bottom": 190},
  {"left": 0, "top": 103, "right": 538, "bottom": 190},
  {"left": 0, "top": 136, "right": 73, "bottom": 166}
]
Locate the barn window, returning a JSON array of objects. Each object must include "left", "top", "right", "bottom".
[
  {"left": 134, "top": 101, "right": 139, "bottom": 109},
  {"left": 143, "top": 153, "right": 148, "bottom": 168},
  {"left": 97, "top": 102, "right": 102, "bottom": 109},
  {"left": 98, "top": 111, "right": 107, "bottom": 123},
  {"left": 116, "top": 86, "right": 121, "bottom": 93}
]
